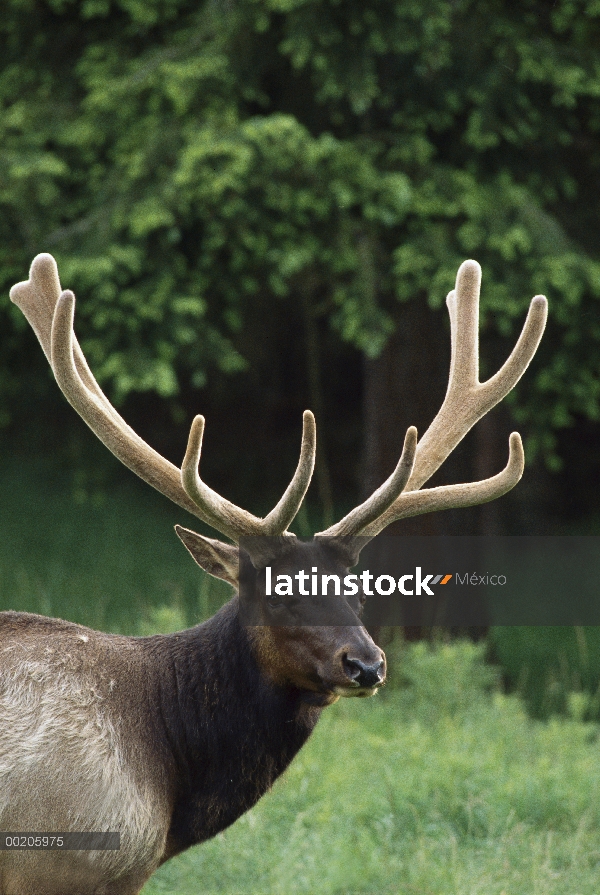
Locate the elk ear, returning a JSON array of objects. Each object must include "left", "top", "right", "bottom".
[{"left": 175, "top": 525, "right": 239, "bottom": 587}]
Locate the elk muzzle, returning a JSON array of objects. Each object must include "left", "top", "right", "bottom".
[
  {"left": 331, "top": 636, "right": 386, "bottom": 696},
  {"left": 343, "top": 655, "right": 385, "bottom": 689}
]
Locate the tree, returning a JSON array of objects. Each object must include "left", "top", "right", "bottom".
[{"left": 2, "top": 0, "right": 600, "bottom": 528}]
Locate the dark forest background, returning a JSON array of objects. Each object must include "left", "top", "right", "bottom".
[{"left": 3, "top": 0, "right": 600, "bottom": 713}]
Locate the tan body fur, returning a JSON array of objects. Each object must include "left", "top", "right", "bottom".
[{"left": 0, "top": 613, "right": 171, "bottom": 895}]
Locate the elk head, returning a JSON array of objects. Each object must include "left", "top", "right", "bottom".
[{"left": 10, "top": 255, "right": 547, "bottom": 703}]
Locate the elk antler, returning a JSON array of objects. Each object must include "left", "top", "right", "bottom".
[
  {"left": 10, "top": 253, "right": 316, "bottom": 543},
  {"left": 317, "top": 260, "right": 547, "bottom": 542},
  {"left": 11, "top": 255, "right": 546, "bottom": 551}
]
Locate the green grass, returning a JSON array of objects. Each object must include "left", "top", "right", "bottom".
[
  {"left": 0, "top": 452, "right": 229, "bottom": 631},
  {"left": 143, "top": 641, "right": 600, "bottom": 895}
]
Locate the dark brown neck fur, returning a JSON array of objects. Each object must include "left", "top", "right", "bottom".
[{"left": 140, "top": 599, "right": 322, "bottom": 855}]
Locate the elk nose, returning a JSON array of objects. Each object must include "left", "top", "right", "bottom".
[{"left": 343, "top": 657, "right": 385, "bottom": 688}]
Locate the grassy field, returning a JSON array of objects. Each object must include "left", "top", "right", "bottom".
[{"left": 2, "top": 455, "right": 600, "bottom": 893}]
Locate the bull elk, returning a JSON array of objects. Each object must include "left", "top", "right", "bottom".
[{"left": 0, "top": 254, "right": 547, "bottom": 894}]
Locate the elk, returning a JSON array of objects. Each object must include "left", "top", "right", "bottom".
[{"left": 0, "top": 254, "right": 547, "bottom": 895}]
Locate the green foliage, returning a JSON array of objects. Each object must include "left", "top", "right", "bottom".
[
  {"left": 492, "top": 626, "right": 600, "bottom": 720},
  {"left": 0, "top": 0, "right": 410, "bottom": 413},
  {"left": 2, "top": 0, "right": 600, "bottom": 461}
]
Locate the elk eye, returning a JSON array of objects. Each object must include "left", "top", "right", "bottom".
[{"left": 267, "top": 593, "right": 282, "bottom": 607}]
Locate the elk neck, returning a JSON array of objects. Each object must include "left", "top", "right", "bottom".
[{"left": 139, "top": 597, "right": 323, "bottom": 854}]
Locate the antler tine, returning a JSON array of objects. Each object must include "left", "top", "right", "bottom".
[
  {"left": 405, "top": 259, "right": 547, "bottom": 492},
  {"left": 181, "top": 411, "right": 316, "bottom": 543},
  {"left": 317, "top": 260, "right": 547, "bottom": 542},
  {"left": 445, "top": 258, "right": 480, "bottom": 394},
  {"left": 316, "top": 426, "right": 417, "bottom": 539},
  {"left": 320, "top": 432, "right": 524, "bottom": 551},
  {"left": 10, "top": 253, "right": 61, "bottom": 365},
  {"left": 10, "top": 254, "right": 117, "bottom": 417},
  {"left": 262, "top": 410, "right": 316, "bottom": 533},
  {"left": 477, "top": 295, "right": 548, "bottom": 414},
  {"left": 359, "top": 431, "right": 524, "bottom": 539}
]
